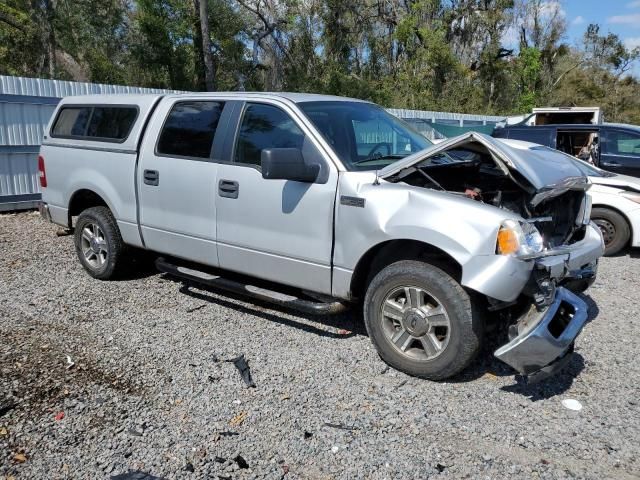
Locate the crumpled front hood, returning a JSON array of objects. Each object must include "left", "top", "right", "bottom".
[{"left": 378, "top": 132, "right": 587, "bottom": 192}]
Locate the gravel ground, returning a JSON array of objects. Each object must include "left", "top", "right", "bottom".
[{"left": 1, "top": 211, "right": 639, "bottom": 480}]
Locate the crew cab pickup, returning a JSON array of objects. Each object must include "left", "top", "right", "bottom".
[{"left": 39, "top": 93, "right": 605, "bottom": 381}]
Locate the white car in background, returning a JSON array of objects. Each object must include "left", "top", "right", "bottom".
[
  {"left": 572, "top": 161, "right": 640, "bottom": 255},
  {"left": 499, "top": 139, "right": 640, "bottom": 256}
]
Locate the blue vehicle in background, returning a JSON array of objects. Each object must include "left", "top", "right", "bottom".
[{"left": 493, "top": 122, "right": 640, "bottom": 178}]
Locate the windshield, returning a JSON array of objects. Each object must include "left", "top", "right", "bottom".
[{"left": 299, "top": 101, "right": 432, "bottom": 170}]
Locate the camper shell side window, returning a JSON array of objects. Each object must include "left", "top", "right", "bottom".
[{"left": 50, "top": 105, "right": 139, "bottom": 143}]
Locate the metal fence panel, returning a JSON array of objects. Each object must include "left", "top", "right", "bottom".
[
  {"left": 0, "top": 75, "right": 181, "bottom": 211},
  {"left": 0, "top": 75, "right": 181, "bottom": 97},
  {"left": 0, "top": 99, "right": 57, "bottom": 146}
]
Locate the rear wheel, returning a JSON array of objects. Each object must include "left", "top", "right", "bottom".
[
  {"left": 74, "top": 206, "right": 125, "bottom": 280},
  {"left": 363, "top": 260, "right": 483, "bottom": 380},
  {"left": 592, "top": 207, "right": 630, "bottom": 256}
]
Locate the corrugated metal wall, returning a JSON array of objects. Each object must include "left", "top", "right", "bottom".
[
  {"left": 387, "top": 108, "right": 505, "bottom": 124},
  {"left": 0, "top": 75, "right": 180, "bottom": 211}
]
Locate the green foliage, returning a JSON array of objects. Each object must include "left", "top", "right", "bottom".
[
  {"left": 0, "top": 1, "right": 639, "bottom": 122},
  {"left": 515, "top": 47, "right": 542, "bottom": 112}
]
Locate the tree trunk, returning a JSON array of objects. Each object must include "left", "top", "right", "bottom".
[
  {"left": 198, "top": 0, "right": 215, "bottom": 91},
  {"left": 44, "top": 0, "right": 57, "bottom": 78}
]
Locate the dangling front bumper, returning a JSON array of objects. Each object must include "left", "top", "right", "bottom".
[{"left": 494, "top": 287, "right": 589, "bottom": 382}]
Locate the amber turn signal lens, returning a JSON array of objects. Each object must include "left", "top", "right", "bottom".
[{"left": 497, "top": 227, "right": 519, "bottom": 255}]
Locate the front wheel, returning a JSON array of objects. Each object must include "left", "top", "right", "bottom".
[
  {"left": 363, "top": 260, "right": 483, "bottom": 380},
  {"left": 74, "top": 206, "right": 125, "bottom": 280}
]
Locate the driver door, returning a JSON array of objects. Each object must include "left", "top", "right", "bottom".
[{"left": 215, "top": 101, "right": 339, "bottom": 294}]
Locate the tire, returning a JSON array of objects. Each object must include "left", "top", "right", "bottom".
[
  {"left": 74, "top": 206, "right": 125, "bottom": 280},
  {"left": 591, "top": 207, "right": 630, "bottom": 256},
  {"left": 363, "top": 260, "right": 483, "bottom": 380}
]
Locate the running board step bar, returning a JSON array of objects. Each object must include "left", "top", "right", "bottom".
[{"left": 155, "top": 257, "right": 349, "bottom": 315}]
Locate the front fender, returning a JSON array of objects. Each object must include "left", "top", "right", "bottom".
[{"left": 333, "top": 173, "right": 527, "bottom": 300}]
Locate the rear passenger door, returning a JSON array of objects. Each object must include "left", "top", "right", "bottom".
[
  {"left": 137, "top": 98, "right": 234, "bottom": 266},
  {"left": 601, "top": 128, "right": 640, "bottom": 177}
]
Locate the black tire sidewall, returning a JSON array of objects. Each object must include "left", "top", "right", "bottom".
[
  {"left": 74, "top": 207, "right": 123, "bottom": 280},
  {"left": 364, "top": 260, "right": 482, "bottom": 380},
  {"left": 592, "top": 207, "right": 630, "bottom": 256}
]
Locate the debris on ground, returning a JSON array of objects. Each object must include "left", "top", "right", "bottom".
[
  {"left": 13, "top": 453, "right": 27, "bottom": 463},
  {"left": 0, "top": 402, "right": 17, "bottom": 417},
  {"left": 227, "top": 354, "right": 256, "bottom": 388},
  {"left": 234, "top": 454, "right": 249, "bottom": 469},
  {"left": 229, "top": 411, "right": 247, "bottom": 427},
  {"left": 186, "top": 304, "right": 206, "bottom": 313},
  {"left": 65, "top": 355, "right": 75, "bottom": 370},
  {"left": 54, "top": 411, "right": 65, "bottom": 421},
  {"left": 561, "top": 398, "right": 583, "bottom": 411},
  {"left": 110, "top": 471, "right": 166, "bottom": 480}
]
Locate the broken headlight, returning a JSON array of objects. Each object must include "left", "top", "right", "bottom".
[{"left": 497, "top": 219, "right": 544, "bottom": 257}]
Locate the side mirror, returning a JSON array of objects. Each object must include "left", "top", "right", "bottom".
[{"left": 261, "top": 148, "right": 320, "bottom": 183}]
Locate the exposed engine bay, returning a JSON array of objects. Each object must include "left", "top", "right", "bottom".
[{"left": 390, "top": 144, "right": 587, "bottom": 248}]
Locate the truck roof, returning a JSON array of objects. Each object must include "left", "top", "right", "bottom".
[{"left": 59, "top": 91, "right": 371, "bottom": 105}]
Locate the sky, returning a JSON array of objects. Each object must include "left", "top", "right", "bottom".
[
  {"left": 500, "top": 1, "right": 640, "bottom": 76},
  {"left": 563, "top": 0, "right": 640, "bottom": 52}
]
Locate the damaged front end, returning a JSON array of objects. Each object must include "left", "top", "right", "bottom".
[
  {"left": 494, "top": 287, "right": 588, "bottom": 382},
  {"left": 379, "top": 133, "right": 604, "bottom": 380}
]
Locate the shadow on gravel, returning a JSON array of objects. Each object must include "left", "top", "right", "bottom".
[
  {"left": 176, "top": 282, "right": 368, "bottom": 339},
  {"left": 500, "top": 353, "right": 585, "bottom": 401},
  {"left": 580, "top": 293, "right": 600, "bottom": 324},
  {"left": 112, "top": 251, "right": 160, "bottom": 281}
]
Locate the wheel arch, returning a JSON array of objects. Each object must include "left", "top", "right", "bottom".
[
  {"left": 68, "top": 189, "right": 112, "bottom": 227},
  {"left": 349, "top": 239, "right": 463, "bottom": 301}
]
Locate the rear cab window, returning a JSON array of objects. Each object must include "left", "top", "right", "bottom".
[{"left": 51, "top": 106, "right": 138, "bottom": 142}]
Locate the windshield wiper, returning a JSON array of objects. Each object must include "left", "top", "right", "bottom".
[{"left": 353, "top": 154, "right": 407, "bottom": 165}]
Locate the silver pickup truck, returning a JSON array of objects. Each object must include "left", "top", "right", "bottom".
[{"left": 38, "top": 92, "right": 604, "bottom": 381}]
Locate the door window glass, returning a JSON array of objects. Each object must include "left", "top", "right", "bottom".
[
  {"left": 235, "top": 103, "right": 304, "bottom": 166},
  {"left": 157, "top": 101, "right": 225, "bottom": 158},
  {"left": 607, "top": 130, "right": 640, "bottom": 155}
]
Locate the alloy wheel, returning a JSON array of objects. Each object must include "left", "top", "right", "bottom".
[
  {"left": 380, "top": 285, "right": 451, "bottom": 361},
  {"left": 80, "top": 222, "right": 109, "bottom": 269}
]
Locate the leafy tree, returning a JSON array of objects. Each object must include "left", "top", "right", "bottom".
[{"left": 1, "top": 0, "right": 639, "bottom": 123}]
